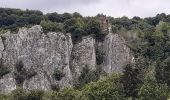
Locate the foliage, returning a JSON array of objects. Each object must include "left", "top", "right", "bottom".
[
  {"left": 14, "top": 60, "right": 27, "bottom": 87},
  {"left": 74, "top": 66, "right": 101, "bottom": 89},
  {"left": 64, "top": 17, "right": 103, "bottom": 43},
  {"left": 0, "top": 8, "right": 43, "bottom": 32},
  {"left": 0, "top": 63, "right": 10, "bottom": 79},
  {"left": 2, "top": 8, "right": 170, "bottom": 99},
  {"left": 51, "top": 88, "right": 79, "bottom": 100},
  {"left": 121, "top": 63, "right": 142, "bottom": 99},
  {"left": 27, "top": 90, "right": 44, "bottom": 100},
  {"left": 11, "top": 88, "right": 28, "bottom": 100},
  {"left": 155, "top": 57, "right": 170, "bottom": 86},
  {"left": 53, "top": 68, "right": 65, "bottom": 81},
  {"left": 0, "top": 94, "right": 10, "bottom": 100},
  {"left": 40, "top": 20, "right": 63, "bottom": 32},
  {"left": 139, "top": 76, "right": 169, "bottom": 100},
  {"left": 14, "top": 60, "right": 37, "bottom": 87},
  {"left": 80, "top": 74, "right": 126, "bottom": 100},
  {"left": 85, "top": 18, "right": 101, "bottom": 35},
  {"left": 121, "top": 57, "right": 149, "bottom": 99}
]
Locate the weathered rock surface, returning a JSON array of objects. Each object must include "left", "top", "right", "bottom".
[
  {"left": 101, "top": 33, "right": 133, "bottom": 73},
  {"left": 70, "top": 36, "right": 96, "bottom": 80},
  {"left": 0, "top": 25, "right": 132, "bottom": 93},
  {"left": 0, "top": 25, "right": 73, "bottom": 92}
]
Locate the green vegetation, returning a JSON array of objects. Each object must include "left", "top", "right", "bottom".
[
  {"left": 1, "top": 8, "right": 170, "bottom": 99},
  {"left": 0, "top": 63, "right": 10, "bottom": 79},
  {"left": 14, "top": 60, "right": 37, "bottom": 87},
  {"left": 53, "top": 68, "right": 65, "bottom": 81},
  {"left": 74, "top": 66, "right": 102, "bottom": 89}
]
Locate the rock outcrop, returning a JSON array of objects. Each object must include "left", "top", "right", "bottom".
[
  {"left": 0, "top": 25, "right": 133, "bottom": 93},
  {"left": 70, "top": 35, "right": 96, "bottom": 80},
  {"left": 101, "top": 33, "right": 132, "bottom": 73},
  {"left": 0, "top": 26, "right": 73, "bottom": 92}
]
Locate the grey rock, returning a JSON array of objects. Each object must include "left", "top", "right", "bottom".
[
  {"left": 70, "top": 36, "right": 96, "bottom": 80},
  {"left": 101, "top": 33, "right": 133, "bottom": 73},
  {"left": 0, "top": 73, "right": 16, "bottom": 93},
  {"left": 0, "top": 25, "right": 133, "bottom": 93},
  {"left": 1, "top": 25, "right": 73, "bottom": 92}
]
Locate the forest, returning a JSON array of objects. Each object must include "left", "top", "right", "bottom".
[{"left": 0, "top": 8, "right": 170, "bottom": 100}]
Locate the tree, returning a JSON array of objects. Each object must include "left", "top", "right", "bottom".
[
  {"left": 80, "top": 74, "right": 126, "bottom": 100},
  {"left": 85, "top": 18, "right": 101, "bottom": 35},
  {"left": 156, "top": 57, "right": 170, "bottom": 86},
  {"left": 139, "top": 76, "right": 169, "bottom": 100},
  {"left": 74, "top": 66, "right": 100, "bottom": 89},
  {"left": 40, "top": 20, "right": 63, "bottom": 32},
  {"left": 121, "top": 63, "right": 143, "bottom": 99},
  {"left": 51, "top": 88, "right": 79, "bottom": 100},
  {"left": 46, "top": 13, "right": 63, "bottom": 23},
  {"left": 73, "top": 12, "right": 82, "bottom": 18}
]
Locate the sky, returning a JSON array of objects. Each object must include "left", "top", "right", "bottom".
[{"left": 0, "top": 0, "right": 170, "bottom": 18}]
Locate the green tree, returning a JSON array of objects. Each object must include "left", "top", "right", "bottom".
[
  {"left": 73, "top": 12, "right": 82, "bottom": 18},
  {"left": 121, "top": 61, "right": 146, "bottom": 99},
  {"left": 85, "top": 18, "right": 101, "bottom": 35},
  {"left": 139, "top": 76, "right": 169, "bottom": 100},
  {"left": 80, "top": 74, "right": 126, "bottom": 100},
  {"left": 40, "top": 20, "right": 63, "bottom": 32},
  {"left": 51, "top": 88, "right": 79, "bottom": 100}
]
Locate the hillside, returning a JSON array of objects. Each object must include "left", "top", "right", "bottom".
[{"left": 0, "top": 8, "right": 170, "bottom": 100}]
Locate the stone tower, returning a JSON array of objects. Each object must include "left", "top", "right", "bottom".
[{"left": 98, "top": 14, "right": 109, "bottom": 34}]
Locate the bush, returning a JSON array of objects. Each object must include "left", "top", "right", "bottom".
[
  {"left": 139, "top": 76, "right": 169, "bottom": 100},
  {"left": 11, "top": 88, "right": 28, "bottom": 100},
  {"left": 14, "top": 60, "right": 27, "bottom": 87},
  {"left": 40, "top": 20, "right": 63, "bottom": 32},
  {"left": 14, "top": 60, "right": 37, "bottom": 87},
  {"left": 53, "top": 68, "right": 65, "bottom": 81},
  {"left": 0, "top": 94, "right": 10, "bottom": 100},
  {"left": 51, "top": 88, "right": 79, "bottom": 100},
  {"left": 74, "top": 66, "right": 101, "bottom": 89},
  {"left": 0, "top": 63, "right": 10, "bottom": 79},
  {"left": 27, "top": 90, "right": 44, "bottom": 100},
  {"left": 80, "top": 74, "right": 126, "bottom": 100}
]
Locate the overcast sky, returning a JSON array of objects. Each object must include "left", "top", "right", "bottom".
[{"left": 0, "top": 0, "right": 170, "bottom": 18}]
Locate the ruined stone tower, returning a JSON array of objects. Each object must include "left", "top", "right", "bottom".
[{"left": 98, "top": 14, "right": 109, "bottom": 34}]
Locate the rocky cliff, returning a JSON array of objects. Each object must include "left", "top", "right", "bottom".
[{"left": 0, "top": 25, "right": 132, "bottom": 93}]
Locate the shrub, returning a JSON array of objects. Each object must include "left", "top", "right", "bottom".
[
  {"left": 53, "top": 68, "right": 65, "bottom": 81},
  {"left": 14, "top": 60, "right": 37, "bottom": 87},
  {"left": 96, "top": 49, "right": 105, "bottom": 65},
  {"left": 74, "top": 66, "right": 101, "bottom": 89},
  {"left": 11, "top": 88, "right": 28, "bottom": 100},
  {"left": 0, "top": 63, "right": 10, "bottom": 79},
  {"left": 40, "top": 20, "right": 63, "bottom": 32},
  {"left": 139, "top": 76, "right": 169, "bottom": 100},
  {"left": 51, "top": 88, "right": 79, "bottom": 100},
  {"left": 0, "top": 94, "right": 10, "bottom": 100},
  {"left": 14, "top": 60, "right": 27, "bottom": 87},
  {"left": 80, "top": 74, "right": 126, "bottom": 100},
  {"left": 27, "top": 90, "right": 44, "bottom": 100}
]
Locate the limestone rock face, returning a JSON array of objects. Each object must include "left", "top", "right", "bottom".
[
  {"left": 0, "top": 73, "right": 16, "bottom": 93},
  {"left": 0, "top": 25, "right": 133, "bottom": 93},
  {"left": 0, "top": 25, "right": 73, "bottom": 92},
  {"left": 101, "top": 33, "right": 133, "bottom": 73},
  {"left": 70, "top": 36, "right": 96, "bottom": 80}
]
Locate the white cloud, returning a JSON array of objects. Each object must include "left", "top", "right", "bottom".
[{"left": 0, "top": 0, "right": 170, "bottom": 18}]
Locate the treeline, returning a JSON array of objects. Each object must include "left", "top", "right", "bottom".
[
  {"left": 0, "top": 8, "right": 103, "bottom": 44},
  {"left": 0, "top": 8, "right": 82, "bottom": 31}
]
